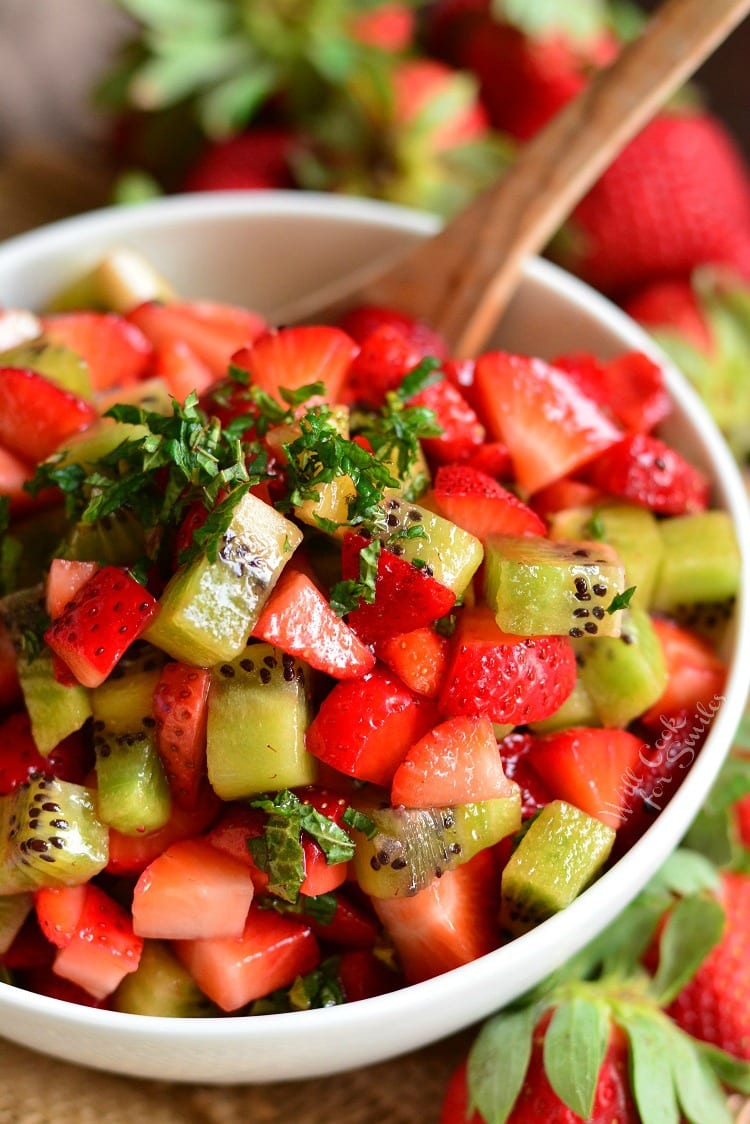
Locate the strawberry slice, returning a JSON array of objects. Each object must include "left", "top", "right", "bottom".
[
  {"left": 466, "top": 439, "right": 513, "bottom": 480},
  {"left": 377, "top": 626, "right": 449, "bottom": 697},
  {"left": 35, "top": 885, "right": 87, "bottom": 948},
  {"left": 0, "top": 367, "right": 96, "bottom": 462},
  {"left": 430, "top": 464, "right": 545, "bottom": 540},
  {"left": 40, "top": 312, "right": 153, "bottom": 390},
  {"left": 409, "top": 379, "right": 485, "bottom": 464},
  {"left": 584, "top": 433, "right": 710, "bottom": 515},
  {"left": 498, "top": 731, "right": 554, "bottom": 820},
  {"left": 0, "top": 712, "right": 88, "bottom": 794},
  {"left": 530, "top": 477, "right": 603, "bottom": 518},
  {"left": 0, "top": 443, "right": 46, "bottom": 516},
  {"left": 132, "top": 837, "right": 255, "bottom": 940},
  {"left": 232, "top": 325, "right": 358, "bottom": 405},
  {"left": 337, "top": 304, "right": 448, "bottom": 358},
  {"left": 528, "top": 727, "right": 646, "bottom": 831},
  {"left": 438, "top": 607, "right": 577, "bottom": 726},
  {"left": 45, "top": 559, "right": 99, "bottom": 619},
  {"left": 555, "top": 349, "right": 672, "bottom": 433},
  {"left": 252, "top": 567, "right": 376, "bottom": 680},
  {"left": 152, "top": 661, "right": 210, "bottom": 810},
  {"left": 337, "top": 948, "right": 402, "bottom": 1001},
  {"left": 640, "top": 617, "right": 726, "bottom": 727},
  {"left": 152, "top": 338, "right": 215, "bottom": 404},
  {"left": 13, "top": 966, "right": 105, "bottom": 1008},
  {"left": 473, "top": 351, "right": 622, "bottom": 494},
  {"left": 128, "top": 299, "right": 266, "bottom": 378},
  {"left": 373, "top": 848, "right": 500, "bottom": 984},
  {"left": 175, "top": 906, "right": 319, "bottom": 1012},
  {"left": 391, "top": 715, "right": 514, "bottom": 808},
  {"left": 341, "top": 532, "right": 456, "bottom": 646},
  {"left": 51, "top": 883, "right": 143, "bottom": 999},
  {"left": 342, "top": 324, "right": 426, "bottom": 406},
  {"left": 44, "top": 566, "right": 160, "bottom": 688},
  {"left": 306, "top": 665, "right": 440, "bottom": 786},
  {"left": 304, "top": 890, "right": 380, "bottom": 949}
]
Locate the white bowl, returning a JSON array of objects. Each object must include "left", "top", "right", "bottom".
[{"left": 0, "top": 192, "right": 748, "bottom": 1084}]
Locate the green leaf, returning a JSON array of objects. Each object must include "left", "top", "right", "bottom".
[
  {"left": 543, "top": 998, "right": 609, "bottom": 1118},
  {"left": 111, "top": 170, "right": 163, "bottom": 205},
  {"left": 467, "top": 1005, "right": 537, "bottom": 1124},
  {"left": 619, "top": 1011, "right": 680, "bottom": 1124},
  {"left": 494, "top": 0, "right": 608, "bottom": 43},
  {"left": 342, "top": 806, "right": 377, "bottom": 839},
  {"left": 129, "top": 38, "right": 249, "bottom": 111},
  {"left": 647, "top": 849, "right": 720, "bottom": 898},
  {"left": 652, "top": 894, "right": 725, "bottom": 1005},
  {"left": 698, "top": 1042, "right": 750, "bottom": 1094},
  {"left": 395, "top": 358, "right": 443, "bottom": 402},
  {"left": 198, "top": 65, "right": 278, "bottom": 137},
  {"left": 668, "top": 1028, "right": 734, "bottom": 1124},
  {"left": 115, "top": 0, "right": 232, "bottom": 35},
  {"left": 583, "top": 511, "right": 606, "bottom": 540},
  {"left": 606, "top": 586, "right": 636, "bottom": 614}
]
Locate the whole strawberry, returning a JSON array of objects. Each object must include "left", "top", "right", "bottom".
[
  {"left": 667, "top": 872, "right": 750, "bottom": 1059},
  {"left": 559, "top": 112, "right": 750, "bottom": 295},
  {"left": 182, "top": 129, "right": 298, "bottom": 193}
]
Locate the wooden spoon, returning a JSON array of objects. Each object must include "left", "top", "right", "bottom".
[{"left": 307, "top": 0, "right": 750, "bottom": 357}]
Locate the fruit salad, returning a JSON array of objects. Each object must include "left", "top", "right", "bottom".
[{"left": 0, "top": 251, "right": 739, "bottom": 1016}]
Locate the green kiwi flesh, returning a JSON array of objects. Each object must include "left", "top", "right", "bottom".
[
  {"left": 575, "top": 607, "right": 667, "bottom": 728},
  {"left": 352, "top": 789, "right": 522, "bottom": 898},
  {"left": 112, "top": 941, "right": 218, "bottom": 1016},
  {"left": 652, "top": 511, "right": 740, "bottom": 616},
  {"left": 0, "top": 339, "right": 92, "bottom": 399},
  {"left": 484, "top": 535, "right": 626, "bottom": 638},
  {"left": 500, "top": 800, "right": 615, "bottom": 937},
  {"left": 207, "top": 643, "right": 317, "bottom": 799}
]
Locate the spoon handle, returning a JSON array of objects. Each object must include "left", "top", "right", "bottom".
[{"left": 348, "top": 0, "right": 750, "bottom": 357}]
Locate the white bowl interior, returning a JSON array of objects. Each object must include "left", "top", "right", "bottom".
[{"left": 0, "top": 192, "right": 748, "bottom": 1084}]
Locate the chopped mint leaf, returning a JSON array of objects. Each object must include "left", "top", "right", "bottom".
[
  {"left": 342, "top": 806, "right": 377, "bottom": 839},
  {"left": 584, "top": 511, "right": 606, "bottom": 541},
  {"left": 20, "top": 624, "right": 47, "bottom": 664},
  {"left": 280, "top": 382, "right": 327, "bottom": 408},
  {"left": 606, "top": 586, "right": 636, "bottom": 614},
  {"left": 329, "top": 538, "right": 380, "bottom": 616},
  {"left": 261, "top": 891, "right": 338, "bottom": 926},
  {"left": 395, "top": 358, "right": 443, "bottom": 401},
  {"left": 251, "top": 957, "right": 345, "bottom": 1014},
  {"left": 434, "top": 613, "right": 457, "bottom": 638}
]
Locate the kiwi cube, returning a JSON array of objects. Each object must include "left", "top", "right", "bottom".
[
  {"left": 352, "top": 791, "right": 521, "bottom": 899},
  {"left": 47, "top": 248, "right": 176, "bottom": 314},
  {"left": 18, "top": 650, "right": 91, "bottom": 755},
  {"left": 652, "top": 511, "right": 740, "bottom": 614},
  {"left": 113, "top": 940, "right": 218, "bottom": 1017},
  {"left": 485, "top": 534, "right": 626, "bottom": 638},
  {"left": 374, "top": 498, "right": 483, "bottom": 596},
  {"left": 575, "top": 607, "right": 667, "bottom": 728},
  {"left": 0, "top": 893, "right": 33, "bottom": 955},
  {"left": 207, "top": 644, "right": 317, "bottom": 800},
  {"left": 0, "top": 339, "right": 93, "bottom": 399},
  {"left": 529, "top": 677, "right": 599, "bottom": 734},
  {"left": 500, "top": 800, "right": 615, "bottom": 937}
]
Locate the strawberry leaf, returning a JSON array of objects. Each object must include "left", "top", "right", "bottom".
[
  {"left": 697, "top": 1041, "right": 750, "bottom": 1095},
  {"left": 494, "top": 0, "right": 609, "bottom": 44},
  {"left": 542, "top": 997, "right": 609, "bottom": 1118},
  {"left": 652, "top": 894, "right": 725, "bottom": 1005},
  {"left": 667, "top": 1027, "right": 735, "bottom": 1124},
  {"left": 467, "top": 1005, "right": 537, "bottom": 1124},
  {"left": 646, "top": 849, "right": 720, "bottom": 897},
  {"left": 619, "top": 1010, "right": 680, "bottom": 1124}
]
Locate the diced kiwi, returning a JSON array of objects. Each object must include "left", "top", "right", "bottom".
[
  {"left": 207, "top": 643, "right": 317, "bottom": 799},
  {"left": 0, "top": 339, "right": 92, "bottom": 399},
  {"left": 0, "top": 892, "right": 32, "bottom": 955},
  {"left": 352, "top": 790, "right": 521, "bottom": 898},
  {"left": 0, "top": 586, "right": 91, "bottom": 752},
  {"left": 529, "top": 677, "right": 599, "bottom": 734},
  {"left": 96, "top": 377, "right": 174, "bottom": 416},
  {"left": 575, "top": 607, "right": 667, "bottom": 728},
  {"left": 53, "top": 419, "right": 151, "bottom": 469},
  {"left": 548, "top": 503, "right": 663, "bottom": 608},
  {"left": 61, "top": 509, "right": 147, "bottom": 567},
  {"left": 146, "top": 492, "right": 303, "bottom": 666},
  {"left": 112, "top": 940, "right": 218, "bottom": 1017},
  {"left": 91, "top": 660, "right": 171, "bottom": 835},
  {"left": 373, "top": 498, "right": 483, "bottom": 596},
  {"left": 500, "top": 800, "right": 615, "bottom": 937},
  {"left": 47, "top": 248, "right": 176, "bottom": 314},
  {"left": 652, "top": 512, "right": 740, "bottom": 634},
  {"left": 381, "top": 443, "right": 431, "bottom": 503},
  {"left": 484, "top": 534, "right": 626, "bottom": 638},
  {"left": 0, "top": 777, "right": 108, "bottom": 894}
]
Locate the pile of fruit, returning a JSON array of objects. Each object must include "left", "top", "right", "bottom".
[{"left": 0, "top": 245, "right": 740, "bottom": 1052}]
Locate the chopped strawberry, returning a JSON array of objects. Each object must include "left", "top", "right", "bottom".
[
  {"left": 182, "top": 128, "right": 297, "bottom": 192},
  {"left": 44, "top": 566, "right": 160, "bottom": 688},
  {"left": 528, "top": 727, "right": 646, "bottom": 831},
  {"left": 342, "top": 324, "right": 426, "bottom": 406},
  {"left": 14, "top": 966, "right": 106, "bottom": 1008},
  {"left": 231, "top": 325, "right": 358, "bottom": 405},
  {"left": 132, "top": 837, "right": 255, "bottom": 940},
  {"left": 0, "top": 619, "right": 21, "bottom": 709},
  {"left": 373, "top": 848, "right": 500, "bottom": 984},
  {"left": 0, "top": 912, "right": 54, "bottom": 971},
  {"left": 337, "top": 948, "right": 402, "bottom": 1001},
  {"left": 430, "top": 464, "right": 545, "bottom": 539},
  {"left": 0, "top": 443, "right": 47, "bottom": 516},
  {"left": 0, "top": 367, "right": 96, "bottom": 463},
  {"left": 152, "top": 661, "right": 210, "bottom": 810},
  {"left": 0, "top": 712, "right": 83, "bottom": 795},
  {"left": 306, "top": 665, "right": 439, "bottom": 787},
  {"left": 555, "top": 351, "right": 671, "bottom": 434},
  {"left": 35, "top": 885, "right": 87, "bottom": 948},
  {"left": 438, "top": 607, "right": 577, "bottom": 726},
  {"left": 530, "top": 477, "right": 603, "bottom": 518},
  {"left": 337, "top": 304, "right": 448, "bottom": 359},
  {"left": 466, "top": 439, "right": 513, "bottom": 480},
  {"left": 584, "top": 433, "right": 710, "bottom": 515},
  {"left": 473, "top": 352, "right": 621, "bottom": 494},
  {"left": 408, "top": 379, "right": 485, "bottom": 464},
  {"left": 667, "top": 872, "right": 750, "bottom": 1060},
  {"left": 341, "top": 532, "right": 456, "bottom": 646},
  {"left": 40, "top": 312, "right": 153, "bottom": 390},
  {"left": 252, "top": 567, "right": 376, "bottom": 680},
  {"left": 498, "top": 730, "right": 553, "bottom": 819},
  {"left": 128, "top": 299, "right": 267, "bottom": 378},
  {"left": 45, "top": 559, "right": 99, "bottom": 619},
  {"left": 377, "top": 626, "right": 449, "bottom": 697},
  {"left": 151, "top": 338, "right": 215, "bottom": 404},
  {"left": 50, "top": 883, "right": 143, "bottom": 999},
  {"left": 175, "top": 906, "right": 319, "bottom": 1012},
  {"left": 305, "top": 890, "right": 380, "bottom": 949},
  {"left": 106, "top": 784, "right": 221, "bottom": 875},
  {"left": 640, "top": 618, "right": 726, "bottom": 728},
  {"left": 391, "top": 715, "right": 514, "bottom": 808},
  {"left": 348, "top": 3, "right": 415, "bottom": 50}
]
